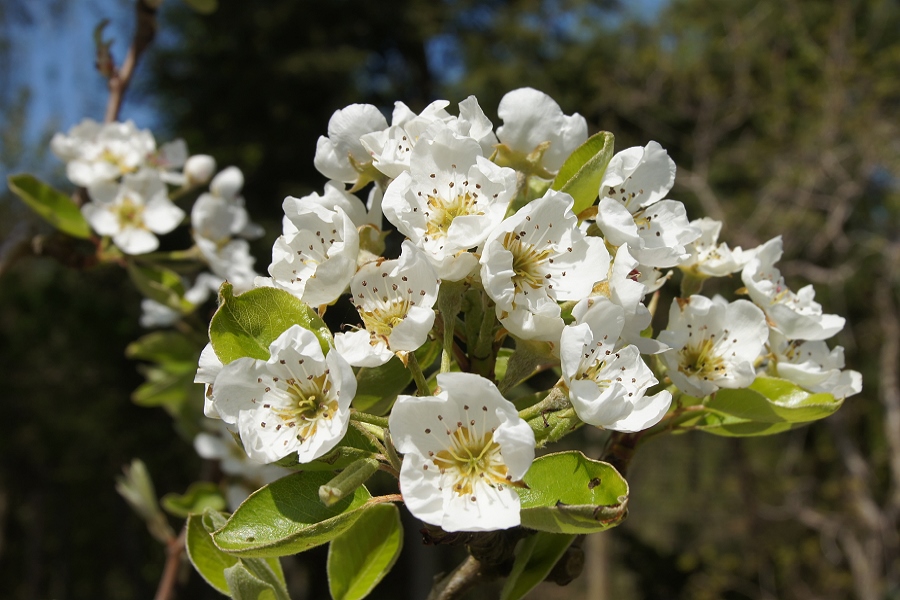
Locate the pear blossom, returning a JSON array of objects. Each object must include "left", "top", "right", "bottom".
[
  {"left": 768, "top": 330, "right": 862, "bottom": 399},
  {"left": 197, "top": 238, "right": 257, "bottom": 293},
  {"left": 83, "top": 169, "right": 184, "bottom": 254},
  {"left": 51, "top": 119, "right": 156, "bottom": 187},
  {"left": 315, "top": 104, "right": 389, "bottom": 184},
  {"left": 361, "top": 97, "right": 496, "bottom": 179},
  {"left": 192, "top": 167, "right": 263, "bottom": 245},
  {"left": 183, "top": 154, "right": 217, "bottom": 186},
  {"left": 209, "top": 325, "right": 356, "bottom": 464},
  {"left": 496, "top": 87, "right": 587, "bottom": 174},
  {"left": 741, "top": 237, "right": 845, "bottom": 341},
  {"left": 562, "top": 298, "right": 672, "bottom": 432},
  {"left": 595, "top": 142, "right": 700, "bottom": 267},
  {"left": 382, "top": 126, "right": 516, "bottom": 280},
  {"left": 282, "top": 181, "right": 371, "bottom": 228},
  {"left": 389, "top": 372, "right": 535, "bottom": 532},
  {"left": 335, "top": 241, "right": 439, "bottom": 367},
  {"left": 480, "top": 189, "right": 609, "bottom": 341},
  {"left": 679, "top": 218, "right": 753, "bottom": 278},
  {"left": 659, "top": 295, "right": 768, "bottom": 397},
  {"left": 265, "top": 201, "right": 359, "bottom": 306},
  {"left": 196, "top": 343, "right": 225, "bottom": 419}
]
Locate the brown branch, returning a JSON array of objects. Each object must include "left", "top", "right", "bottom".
[
  {"left": 426, "top": 556, "right": 485, "bottom": 600},
  {"left": 153, "top": 527, "right": 186, "bottom": 600},
  {"left": 104, "top": 0, "right": 158, "bottom": 123}
]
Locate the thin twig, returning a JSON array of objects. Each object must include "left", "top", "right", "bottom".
[
  {"left": 104, "top": 1, "right": 158, "bottom": 123},
  {"left": 153, "top": 527, "right": 186, "bottom": 600}
]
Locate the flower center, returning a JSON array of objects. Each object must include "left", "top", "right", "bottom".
[
  {"left": 101, "top": 148, "right": 138, "bottom": 175},
  {"left": 425, "top": 191, "right": 480, "bottom": 240},
  {"left": 275, "top": 374, "right": 338, "bottom": 442},
  {"left": 433, "top": 426, "right": 510, "bottom": 496},
  {"left": 504, "top": 232, "right": 551, "bottom": 293},
  {"left": 116, "top": 196, "right": 145, "bottom": 229},
  {"left": 679, "top": 337, "right": 726, "bottom": 381},
  {"left": 361, "top": 298, "right": 412, "bottom": 339}
]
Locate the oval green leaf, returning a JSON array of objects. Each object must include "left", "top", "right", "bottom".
[
  {"left": 501, "top": 532, "right": 576, "bottom": 600},
  {"left": 224, "top": 562, "right": 287, "bottom": 600},
  {"left": 162, "top": 482, "right": 226, "bottom": 518},
  {"left": 327, "top": 503, "right": 403, "bottom": 600},
  {"left": 127, "top": 261, "right": 190, "bottom": 311},
  {"left": 517, "top": 451, "right": 628, "bottom": 534},
  {"left": 8, "top": 174, "right": 92, "bottom": 239},
  {"left": 676, "top": 376, "right": 842, "bottom": 437},
  {"left": 209, "top": 282, "right": 332, "bottom": 364},
  {"left": 212, "top": 471, "right": 373, "bottom": 558},
  {"left": 551, "top": 132, "right": 615, "bottom": 216}
]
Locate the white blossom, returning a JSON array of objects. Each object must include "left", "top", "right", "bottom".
[
  {"left": 209, "top": 325, "right": 356, "bottom": 464},
  {"left": 562, "top": 298, "right": 672, "bottom": 432},
  {"left": 680, "top": 218, "right": 753, "bottom": 278},
  {"left": 382, "top": 126, "right": 516, "bottom": 280},
  {"left": 595, "top": 142, "right": 700, "bottom": 267},
  {"left": 741, "top": 237, "right": 845, "bottom": 340},
  {"left": 659, "top": 295, "right": 768, "bottom": 397},
  {"left": 389, "top": 372, "right": 535, "bottom": 532},
  {"left": 335, "top": 241, "right": 439, "bottom": 367},
  {"left": 768, "top": 330, "right": 862, "bottom": 399},
  {"left": 315, "top": 104, "right": 389, "bottom": 184},
  {"left": 496, "top": 87, "right": 587, "bottom": 173},
  {"left": 192, "top": 167, "right": 263, "bottom": 245},
  {"left": 52, "top": 119, "right": 156, "bottom": 187},
  {"left": 266, "top": 201, "right": 359, "bottom": 306},
  {"left": 480, "top": 190, "right": 609, "bottom": 341},
  {"left": 83, "top": 169, "right": 184, "bottom": 254}
]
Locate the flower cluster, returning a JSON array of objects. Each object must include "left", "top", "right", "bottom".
[
  {"left": 52, "top": 118, "right": 265, "bottom": 326},
  {"left": 197, "top": 87, "right": 860, "bottom": 533}
]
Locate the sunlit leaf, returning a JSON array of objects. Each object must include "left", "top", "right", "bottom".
[
  {"left": 551, "top": 131, "right": 615, "bottom": 216},
  {"left": 327, "top": 503, "right": 403, "bottom": 600},
  {"left": 8, "top": 174, "right": 92, "bottom": 238}
]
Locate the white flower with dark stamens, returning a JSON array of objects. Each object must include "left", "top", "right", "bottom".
[
  {"left": 283, "top": 181, "right": 370, "bottom": 229},
  {"left": 659, "top": 295, "right": 768, "bottom": 397},
  {"left": 314, "top": 104, "right": 389, "bottom": 184},
  {"left": 741, "top": 237, "right": 845, "bottom": 341},
  {"left": 768, "top": 330, "right": 862, "bottom": 399},
  {"left": 680, "top": 218, "right": 752, "bottom": 278},
  {"left": 266, "top": 202, "right": 359, "bottom": 306},
  {"left": 210, "top": 325, "right": 355, "bottom": 464},
  {"left": 561, "top": 298, "right": 672, "bottom": 432},
  {"left": 578, "top": 245, "right": 667, "bottom": 355},
  {"left": 382, "top": 126, "right": 516, "bottom": 280},
  {"left": 389, "top": 372, "right": 535, "bottom": 532},
  {"left": 496, "top": 87, "right": 587, "bottom": 174},
  {"left": 83, "top": 169, "right": 185, "bottom": 254},
  {"left": 52, "top": 119, "right": 157, "bottom": 187},
  {"left": 362, "top": 98, "right": 494, "bottom": 180},
  {"left": 335, "top": 241, "right": 439, "bottom": 367},
  {"left": 480, "top": 190, "right": 609, "bottom": 341},
  {"left": 196, "top": 343, "right": 225, "bottom": 419},
  {"left": 595, "top": 142, "right": 700, "bottom": 268},
  {"left": 197, "top": 237, "right": 257, "bottom": 293}
]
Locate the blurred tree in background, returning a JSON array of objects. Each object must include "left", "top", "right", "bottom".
[{"left": 1, "top": 0, "right": 898, "bottom": 598}]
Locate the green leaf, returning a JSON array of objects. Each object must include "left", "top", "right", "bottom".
[
  {"left": 126, "top": 331, "right": 200, "bottom": 365},
  {"left": 517, "top": 451, "right": 628, "bottom": 534},
  {"left": 183, "top": 0, "right": 218, "bottom": 14},
  {"left": 187, "top": 510, "right": 291, "bottom": 598},
  {"left": 127, "top": 262, "right": 190, "bottom": 312},
  {"left": 132, "top": 367, "right": 195, "bottom": 408},
  {"left": 353, "top": 339, "right": 440, "bottom": 413},
  {"left": 327, "top": 503, "right": 403, "bottom": 600},
  {"left": 162, "top": 482, "right": 226, "bottom": 518},
  {"left": 224, "top": 562, "right": 288, "bottom": 600},
  {"left": 8, "top": 174, "right": 92, "bottom": 239},
  {"left": 677, "top": 376, "right": 843, "bottom": 437},
  {"left": 210, "top": 282, "right": 331, "bottom": 364},
  {"left": 551, "top": 132, "right": 615, "bottom": 216},
  {"left": 501, "top": 533, "right": 576, "bottom": 600},
  {"left": 212, "top": 471, "right": 373, "bottom": 557}
]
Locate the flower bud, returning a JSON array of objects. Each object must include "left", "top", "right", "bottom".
[
  {"left": 184, "top": 154, "right": 216, "bottom": 186},
  {"left": 210, "top": 166, "right": 244, "bottom": 199}
]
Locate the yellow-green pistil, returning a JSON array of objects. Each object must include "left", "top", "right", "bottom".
[
  {"left": 432, "top": 426, "right": 510, "bottom": 497},
  {"left": 425, "top": 191, "right": 481, "bottom": 240},
  {"left": 115, "top": 196, "right": 146, "bottom": 230},
  {"left": 272, "top": 373, "right": 337, "bottom": 442},
  {"left": 504, "top": 231, "right": 552, "bottom": 293},
  {"left": 678, "top": 337, "right": 726, "bottom": 381},
  {"left": 361, "top": 298, "right": 413, "bottom": 339}
]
